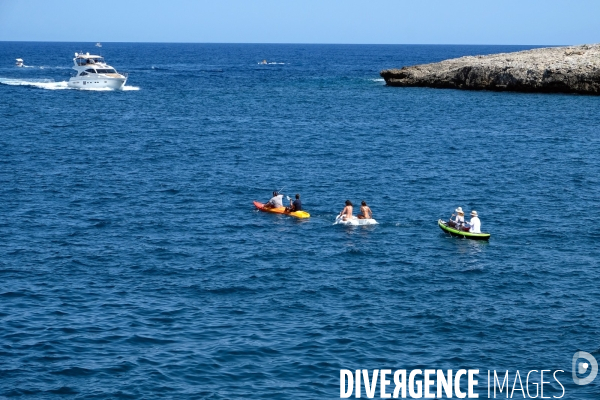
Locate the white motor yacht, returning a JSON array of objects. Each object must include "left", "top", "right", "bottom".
[
  {"left": 15, "top": 58, "right": 24, "bottom": 67},
  {"left": 67, "top": 52, "right": 127, "bottom": 89},
  {"left": 95, "top": 43, "right": 102, "bottom": 47}
]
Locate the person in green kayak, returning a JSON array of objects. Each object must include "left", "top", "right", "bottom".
[
  {"left": 465, "top": 210, "right": 481, "bottom": 233},
  {"left": 357, "top": 201, "right": 372, "bottom": 219},
  {"left": 286, "top": 194, "right": 302, "bottom": 212},
  {"left": 264, "top": 191, "right": 284, "bottom": 209},
  {"left": 338, "top": 200, "right": 353, "bottom": 221},
  {"left": 448, "top": 207, "right": 465, "bottom": 228}
]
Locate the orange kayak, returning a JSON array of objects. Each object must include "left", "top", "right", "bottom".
[{"left": 253, "top": 201, "right": 310, "bottom": 219}]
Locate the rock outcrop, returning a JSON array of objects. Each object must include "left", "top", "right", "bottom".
[{"left": 381, "top": 44, "right": 600, "bottom": 94}]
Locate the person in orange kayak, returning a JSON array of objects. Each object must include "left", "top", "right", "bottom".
[
  {"left": 286, "top": 194, "right": 302, "bottom": 212},
  {"left": 264, "top": 191, "right": 284, "bottom": 209},
  {"left": 338, "top": 200, "right": 353, "bottom": 220}
]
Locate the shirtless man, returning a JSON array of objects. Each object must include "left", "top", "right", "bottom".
[
  {"left": 338, "top": 200, "right": 353, "bottom": 220},
  {"left": 357, "top": 201, "right": 372, "bottom": 219}
]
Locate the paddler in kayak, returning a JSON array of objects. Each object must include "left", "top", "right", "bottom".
[
  {"left": 448, "top": 207, "right": 465, "bottom": 228},
  {"left": 464, "top": 210, "right": 481, "bottom": 233},
  {"left": 263, "top": 191, "right": 284, "bottom": 209},
  {"left": 357, "top": 201, "right": 372, "bottom": 219},
  {"left": 338, "top": 200, "right": 353, "bottom": 221},
  {"left": 286, "top": 194, "right": 302, "bottom": 212}
]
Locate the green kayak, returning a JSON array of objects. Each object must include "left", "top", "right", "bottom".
[{"left": 438, "top": 219, "right": 491, "bottom": 241}]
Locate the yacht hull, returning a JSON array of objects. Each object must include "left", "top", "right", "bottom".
[{"left": 67, "top": 77, "right": 126, "bottom": 90}]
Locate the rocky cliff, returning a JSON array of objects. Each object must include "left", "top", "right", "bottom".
[{"left": 381, "top": 44, "right": 600, "bottom": 94}]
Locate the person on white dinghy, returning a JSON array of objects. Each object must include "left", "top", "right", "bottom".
[
  {"left": 335, "top": 200, "right": 378, "bottom": 226},
  {"left": 338, "top": 200, "right": 353, "bottom": 221},
  {"left": 357, "top": 201, "right": 373, "bottom": 220}
]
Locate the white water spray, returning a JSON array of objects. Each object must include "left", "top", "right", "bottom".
[{"left": 0, "top": 78, "right": 139, "bottom": 91}]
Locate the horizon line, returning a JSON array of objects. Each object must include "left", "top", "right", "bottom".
[{"left": 0, "top": 40, "right": 580, "bottom": 47}]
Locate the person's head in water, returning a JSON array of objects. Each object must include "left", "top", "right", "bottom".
[
  {"left": 345, "top": 200, "right": 353, "bottom": 206},
  {"left": 295, "top": 194, "right": 300, "bottom": 199},
  {"left": 361, "top": 201, "right": 367, "bottom": 206}
]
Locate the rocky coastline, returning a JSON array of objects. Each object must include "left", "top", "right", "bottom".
[{"left": 381, "top": 44, "right": 600, "bottom": 95}]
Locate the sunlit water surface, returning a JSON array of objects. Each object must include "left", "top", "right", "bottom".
[{"left": 0, "top": 42, "right": 599, "bottom": 399}]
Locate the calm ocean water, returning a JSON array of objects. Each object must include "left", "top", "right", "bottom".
[{"left": 0, "top": 42, "right": 599, "bottom": 399}]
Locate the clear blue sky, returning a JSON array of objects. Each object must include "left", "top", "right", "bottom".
[{"left": 1, "top": 0, "right": 599, "bottom": 45}]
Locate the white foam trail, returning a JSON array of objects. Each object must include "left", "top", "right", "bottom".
[
  {"left": 0, "top": 78, "right": 69, "bottom": 90},
  {"left": 0, "top": 78, "right": 140, "bottom": 91},
  {"left": 371, "top": 78, "right": 385, "bottom": 82},
  {"left": 16, "top": 65, "right": 69, "bottom": 69}
]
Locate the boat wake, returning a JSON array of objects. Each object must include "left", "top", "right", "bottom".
[
  {"left": 0, "top": 78, "right": 139, "bottom": 91},
  {"left": 0, "top": 78, "right": 69, "bottom": 90}
]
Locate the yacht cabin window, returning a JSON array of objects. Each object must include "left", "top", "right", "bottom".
[
  {"left": 85, "top": 69, "right": 97, "bottom": 73},
  {"left": 76, "top": 57, "right": 105, "bottom": 66}
]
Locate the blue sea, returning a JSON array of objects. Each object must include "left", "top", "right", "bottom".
[{"left": 0, "top": 42, "right": 599, "bottom": 399}]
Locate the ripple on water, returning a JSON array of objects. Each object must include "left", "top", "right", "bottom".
[{"left": 0, "top": 42, "right": 599, "bottom": 399}]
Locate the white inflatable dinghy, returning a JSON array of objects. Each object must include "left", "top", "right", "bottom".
[{"left": 334, "top": 215, "right": 378, "bottom": 226}]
